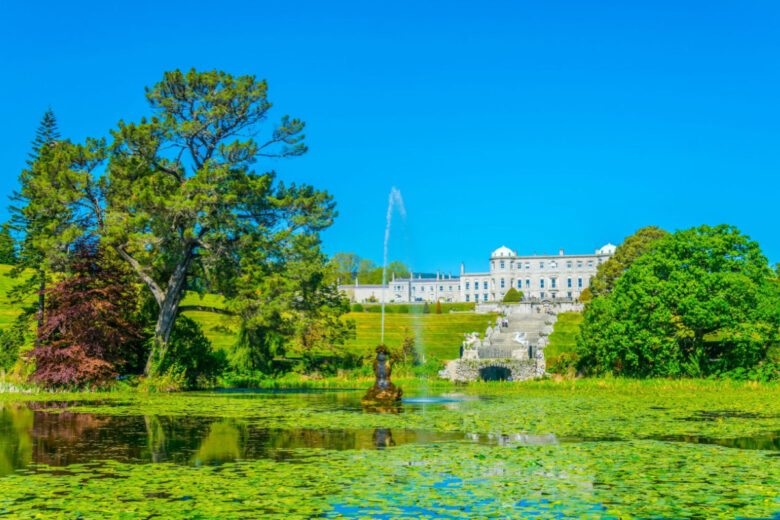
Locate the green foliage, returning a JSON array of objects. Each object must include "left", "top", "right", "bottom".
[
  {"left": 435, "top": 300, "right": 442, "bottom": 314},
  {"left": 0, "top": 224, "right": 16, "bottom": 265},
  {"left": 577, "top": 224, "right": 780, "bottom": 378},
  {"left": 591, "top": 225, "right": 668, "bottom": 297},
  {"left": 422, "top": 302, "right": 430, "bottom": 314},
  {"left": 15, "top": 70, "right": 343, "bottom": 378},
  {"left": 577, "top": 287, "right": 592, "bottom": 303},
  {"left": 350, "top": 303, "right": 364, "bottom": 312},
  {"left": 0, "top": 322, "right": 24, "bottom": 373},
  {"left": 502, "top": 287, "right": 523, "bottom": 303},
  {"left": 546, "top": 352, "right": 580, "bottom": 375},
  {"left": 153, "top": 316, "right": 227, "bottom": 389}
]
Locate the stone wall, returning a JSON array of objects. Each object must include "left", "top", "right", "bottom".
[{"left": 440, "top": 356, "right": 545, "bottom": 383}]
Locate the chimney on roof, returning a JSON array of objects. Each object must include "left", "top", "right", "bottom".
[
  {"left": 449, "top": 272, "right": 452, "bottom": 279},
  {"left": 595, "top": 248, "right": 599, "bottom": 254},
  {"left": 392, "top": 272, "right": 395, "bottom": 281},
  {"left": 461, "top": 262, "right": 465, "bottom": 275},
  {"left": 559, "top": 248, "right": 564, "bottom": 256},
  {"left": 436, "top": 270, "right": 440, "bottom": 280},
  {"left": 418, "top": 273, "right": 421, "bottom": 279},
  {"left": 355, "top": 275, "right": 359, "bottom": 286},
  {"left": 410, "top": 270, "right": 414, "bottom": 280}
]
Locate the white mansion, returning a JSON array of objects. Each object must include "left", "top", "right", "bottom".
[{"left": 339, "top": 244, "right": 616, "bottom": 304}]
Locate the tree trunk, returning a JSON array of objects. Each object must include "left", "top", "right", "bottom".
[
  {"left": 35, "top": 271, "right": 45, "bottom": 347},
  {"left": 143, "top": 245, "right": 196, "bottom": 376}
]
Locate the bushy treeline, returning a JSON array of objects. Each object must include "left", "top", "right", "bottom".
[
  {"left": 329, "top": 252, "right": 410, "bottom": 285},
  {"left": 0, "top": 69, "right": 357, "bottom": 390},
  {"left": 576, "top": 225, "right": 780, "bottom": 379}
]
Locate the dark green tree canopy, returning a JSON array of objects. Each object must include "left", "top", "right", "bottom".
[
  {"left": 577, "top": 224, "right": 780, "bottom": 377},
  {"left": 590, "top": 226, "right": 668, "bottom": 297}
]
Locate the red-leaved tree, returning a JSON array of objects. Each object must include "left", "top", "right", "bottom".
[{"left": 29, "top": 240, "right": 143, "bottom": 388}]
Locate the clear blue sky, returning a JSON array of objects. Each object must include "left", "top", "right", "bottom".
[{"left": 2, "top": 0, "right": 779, "bottom": 273}]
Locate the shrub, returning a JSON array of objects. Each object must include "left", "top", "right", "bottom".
[
  {"left": 422, "top": 302, "right": 430, "bottom": 314},
  {"left": 351, "top": 303, "right": 364, "bottom": 312},
  {"left": 503, "top": 288, "right": 523, "bottom": 303},
  {"left": 0, "top": 320, "right": 25, "bottom": 373},
  {"left": 396, "top": 304, "right": 409, "bottom": 314},
  {"left": 435, "top": 301, "right": 442, "bottom": 314},
  {"left": 154, "top": 315, "right": 227, "bottom": 389}
]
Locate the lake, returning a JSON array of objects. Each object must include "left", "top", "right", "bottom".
[{"left": 1, "top": 381, "right": 778, "bottom": 519}]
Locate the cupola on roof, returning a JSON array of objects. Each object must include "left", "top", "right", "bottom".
[
  {"left": 599, "top": 243, "right": 617, "bottom": 255},
  {"left": 491, "top": 246, "right": 514, "bottom": 258}
]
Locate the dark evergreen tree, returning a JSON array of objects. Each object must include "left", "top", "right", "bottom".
[
  {"left": 8, "top": 108, "right": 62, "bottom": 338},
  {"left": 0, "top": 223, "right": 16, "bottom": 265}
]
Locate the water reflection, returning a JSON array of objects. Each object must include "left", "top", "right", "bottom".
[
  {"left": 2, "top": 397, "right": 779, "bottom": 477},
  {"left": 0, "top": 402, "right": 466, "bottom": 474}
]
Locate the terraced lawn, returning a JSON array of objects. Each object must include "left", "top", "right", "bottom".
[
  {"left": 343, "top": 311, "right": 497, "bottom": 360},
  {"left": 546, "top": 311, "right": 583, "bottom": 357}
]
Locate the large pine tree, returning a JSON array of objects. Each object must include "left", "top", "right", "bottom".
[{"left": 8, "top": 108, "right": 62, "bottom": 337}]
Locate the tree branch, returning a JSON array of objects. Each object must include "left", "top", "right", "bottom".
[
  {"left": 113, "top": 245, "right": 165, "bottom": 307},
  {"left": 177, "top": 305, "right": 235, "bottom": 316}
]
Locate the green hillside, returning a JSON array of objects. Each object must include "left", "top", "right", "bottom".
[
  {"left": 343, "top": 311, "right": 497, "bottom": 360},
  {"left": 546, "top": 312, "right": 583, "bottom": 357},
  {"left": 0, "top": 266, "right": 491, "bottom": 361}
]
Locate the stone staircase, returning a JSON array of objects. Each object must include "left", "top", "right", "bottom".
[{"left": 477, "top": 311, "right": 555, "bottom": 359}]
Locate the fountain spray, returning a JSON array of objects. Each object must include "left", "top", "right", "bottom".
[{"left": 381, "top": 187, "right": 406, "bottom": 344}]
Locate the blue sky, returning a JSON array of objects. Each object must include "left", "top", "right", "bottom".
[{"left": 2, "top": 0, "right": 779, "bottom": 273}]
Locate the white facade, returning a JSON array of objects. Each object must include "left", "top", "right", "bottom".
[{"left": 339, "top": 244, "right": 615, "bottom": 303}]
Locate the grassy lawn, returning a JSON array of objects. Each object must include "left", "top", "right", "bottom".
[
  {"left": 344, "top": 311, "right": 497, "bottom": 360},
  {"left": 546, "top": 311, "right": 583, "bottom": 358},
  {"left": 0, "top": 265, "right": 33, "bottom": 330}
]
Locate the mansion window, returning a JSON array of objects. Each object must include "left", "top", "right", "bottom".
[
  {"left": 577, "top": 261, "right": 583, "bottom": 268},
  {"left": 540, "top": 279, "right": 545, "bottom": 288},
  {"left": 420, "top": 286, "right": 424, "bottom": 291},
  {"left": 465, "top": 294, "right": 470, "bottom": 302},
  {"left": 567, "top": 261, "right": 572, "bottom": 268},
  {"left": 483, "top": 293, "right": 488, "bottom": 301},
  {"left": 465, "top": 282, "right": 470, "bottom": 290},
  {"left": 500, "top": 261, "right": 505, "bottom": 269},
  {"left": 526, "top": 279, "right": 530, "bottom": 288},
  {"left": 588, "top": 261, "right": 593, "bottom": 268},
  {"left": 550, "top": 261, "right": 557, "bottom": 269},
  {"left": 448, "top": 286, "right": 452, "bottom": 291},
  {"left": 525, "top": 262, "right": 530, "bottom": 269},
  {"left": 567, "top": 278, "right": 572, "bottom": 288},
  {"left": 540, "top": 292, "right": 545, "bottom": 298},
  {"left": 517, "top": 280, "right": 522, "bottom": 289},
  {"left": 539, "top": 262, "right": 544, "bottom": 268},
  {"left": 474, "top": 294, "right": 479, "bottom": 301},
  {"left": 430, "top": 286, "right": 433, "bottom": 291},
  {"left": 483, "top": 281, "right": 488, "bottom": 290},
  {"left": 551, "top": 278, "right": 556, "bottom": 288},
  {"left": 439, "top": 286, "right": 443, "bottom": 291},
  {"left": 567, "top": 291, "right": 572, "bottom": 298},
  {"left": 500, "top": 278, "right": 505, "bottom": 288},
  {"left": 551, "top": 293, "right": 556, "bottom": 298},
  {"left": 578, "top": 278, "right": 583, "bottom": 288}
]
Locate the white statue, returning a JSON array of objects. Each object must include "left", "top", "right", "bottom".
[{"left": 512, "top": 331, "right": 528, "bottom": 346}]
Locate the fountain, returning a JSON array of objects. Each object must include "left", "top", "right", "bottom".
[{"left": 362, "top": 344, "right": 403, "bottom": 407}]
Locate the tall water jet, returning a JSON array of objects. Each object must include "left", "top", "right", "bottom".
[{"left": 380, "top": 187, "right": 406, "bottom": 344}]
